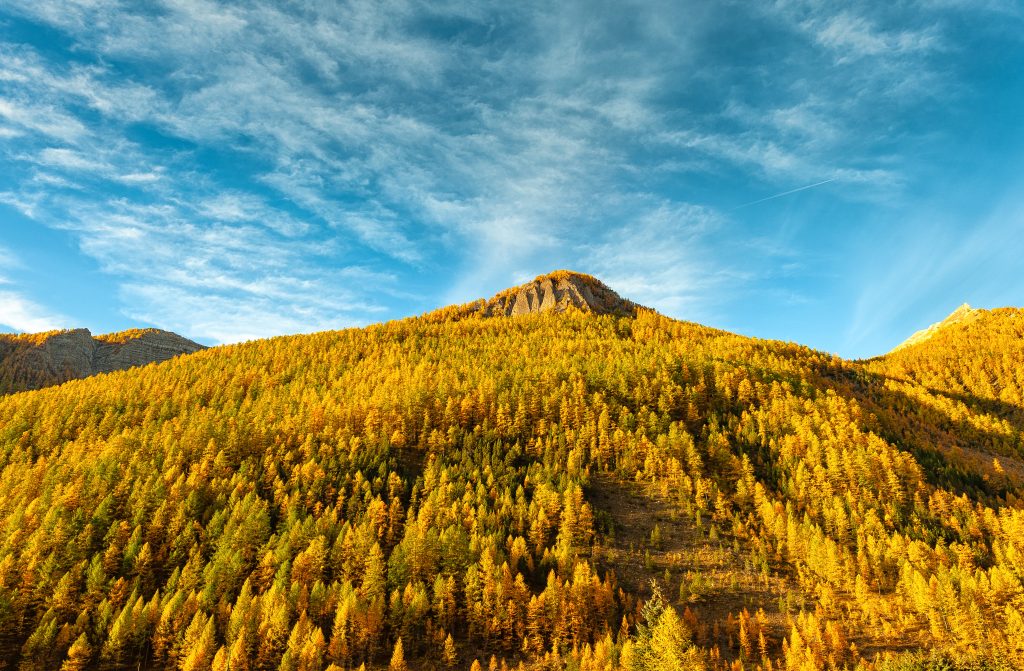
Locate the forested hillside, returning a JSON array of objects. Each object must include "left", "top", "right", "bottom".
[
  {"left": 0, "top": 273, "right": 1020, "bottom": 671},
  {"left": 865, "top": 307, "right": 1024, "bottom": 493}
]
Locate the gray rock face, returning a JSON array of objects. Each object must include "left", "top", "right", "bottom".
[
  {"left": 39, "top": 329, "right": 97, "bottom": 378},
  {"left": 0, "top": 328, "right": 205, "bottom": 393},
  {"left": 92, "top": 331, "right": 205, "bottom": 373},
  {"left": 478, "top": 271, "right": 638, "bottom": 318}
]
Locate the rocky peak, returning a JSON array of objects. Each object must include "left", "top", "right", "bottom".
[{"left": 477, "top": 270, "right": 638, "bottom": 318}]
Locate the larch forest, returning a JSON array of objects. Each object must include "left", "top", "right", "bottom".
[{"left": 0, "top": 271, "right": 1022, "bottom": 671}]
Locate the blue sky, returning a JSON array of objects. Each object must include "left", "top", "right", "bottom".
[{"left": 0, "top": 1, "right": 1021, "bottom": 357}]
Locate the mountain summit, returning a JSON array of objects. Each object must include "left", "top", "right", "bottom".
[
  {"left": 891, "top": 302, "right": 980, "bottom": 352},
  {"left": 476, "top": 270, "right": 638, "bottom": 317}
]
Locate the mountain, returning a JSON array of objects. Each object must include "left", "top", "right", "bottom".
[
  {"left": 0, "top": 327, "right": 205, "bottom": 393},
  {"left": 890, "top": 303, "right": 981, "bottom": 352},
  {"left": 0, "top": 273, "right": 1020, "bottom": 671}
]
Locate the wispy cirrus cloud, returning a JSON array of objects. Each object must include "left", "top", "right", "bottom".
[
  {"left": 811, "top": 12, "right": 940, "bottom": 60},
  {"left": 34, "top": 147, "right": 108, "bottom": 172},
  {"left": 0, "top": 0, "right": 1016, "bottom": 353},
  {"left": 0, "top": 97, "right": 87, "bottom": 142},
  {"left": 40, "top": 196, "right": 381, "bottom": 343},
  {"left": 583, "top": 202, "right": 738, "bottom": 319}
]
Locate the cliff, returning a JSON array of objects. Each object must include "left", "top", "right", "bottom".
[{"left": 0, "top": 328, "right": 205, "bottom": 393}]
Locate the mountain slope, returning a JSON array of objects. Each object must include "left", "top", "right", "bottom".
[
  {"left": 876, "top": 306, "right": 1024, "bottom": 408},
  {"left": 0, "top": 327, "right": 205, "bottom": 393},
  {"left": 0, "top": 276, "right": 1020, "bottom": 671},
  {"left": 864, "top": 306, "right": 1024, "bottom": 488}
]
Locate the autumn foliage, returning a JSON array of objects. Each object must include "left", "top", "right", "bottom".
[{"left": 0, "top": 303, "right": 1021, "bottom": 670}]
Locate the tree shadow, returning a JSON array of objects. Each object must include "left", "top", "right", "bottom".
[{"left": 815, "top": 363, "right": 1023, "bottom": 504}]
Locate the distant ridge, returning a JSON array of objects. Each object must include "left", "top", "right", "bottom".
[
  {"left": 891, "top": 303, "right": 980, "bottom": 352},
  {"left": 0, "top": 327, "right": 205, "bottom": 393},
  {"left": 475, "top": 270, "right": 639, "bottom": 318}
]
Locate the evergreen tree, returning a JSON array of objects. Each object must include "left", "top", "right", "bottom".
[
  {"left": 389, "top": 637, "right": 408, "bottom": 671},
  {"left": 60, "top": 633, "right": 92, "bottom": 671}
]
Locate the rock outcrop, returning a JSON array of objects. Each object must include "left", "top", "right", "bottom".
[
  {"left": 476, "top": 270, "right": 639, "bottom": 318},
  {"left": 0, "top": 328, "right": 205, "bottom": 393}
]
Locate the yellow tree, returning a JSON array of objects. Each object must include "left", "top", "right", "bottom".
[{"left": 389, "top": 637, "right": 408, "bottom": 671}]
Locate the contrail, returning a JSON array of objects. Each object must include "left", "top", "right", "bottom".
[{"left": 732, "top": 178, "right": 835, "bottom": 210}]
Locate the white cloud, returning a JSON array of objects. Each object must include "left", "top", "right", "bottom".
[
  {"left": 36, "top": 147, "right": 109, "bottom": 172},
  {"left": 196, "top": 192, "right": 309, "bottom": 236},
  {"left": 583, "top": 202, "right": 738, "bottom": 318},
  {"left": 812, "top": 13, "right": 939, "bottom": 60},
  {"left": 0, "top": 46, "right": 161, "bottom": 122},
  {"left": 0, "top": 289, "right": 68, "bottom": 333},
  {"left": 0, "top": 249, "right": 68, "bottom": 332},
  {"left": 0, "top": 190, "right": 43, "bottom": 218},
  {"left": 17, "top": 195, "right": 380, "bottom": 343},
  {"left": 117, "top": 172, "right": 162, "bottom": 184},
  {"left": 0, "top": 97, "right": 87, "bottom": 142},
  {"left": 120, "top": 282, "right": 363, "bottom": 345},
  {"left": 0, "top": 245, "right": 21, "bottom": 270}
]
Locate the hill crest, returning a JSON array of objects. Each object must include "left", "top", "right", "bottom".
[
  {"left": 475, "top": 270, "right": 639, "bottom": 318},
  {"left": 891, "top": 302, "right": 981, "bottom": 352}
]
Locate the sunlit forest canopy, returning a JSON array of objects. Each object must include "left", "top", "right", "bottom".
[{"left": 0, "top": 289, "right": 1022, "bottom": 670}]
